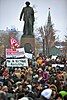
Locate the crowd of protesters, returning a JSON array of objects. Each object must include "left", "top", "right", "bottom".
[{"left": 0, "top": 53, "right": 67, "bottom": 100}]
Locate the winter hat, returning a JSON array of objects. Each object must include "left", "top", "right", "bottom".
[
  {"left": 27, "top": 84, "right": 32, "bottom": 92},
  {"left": 50, "top": 84, "right": 57, "bottom": 92},
  {"left": 33, "top": 74, "right": 38, "bottom": 78},
  {"left": 18, "top": 97, "right": 29, "bottom": 100},
  {"left": 38, "top": 68, "right": 43, "bottom": 71},
  {"left": 41, "top": 88, "right": 52, "bottom": 99},
  {"left": 59, "top": 91, "right": 67, "bottom": 98}
]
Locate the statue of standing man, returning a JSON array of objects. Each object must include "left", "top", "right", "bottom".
[{"left": 20, "top": 1, "right": 35, "bottom": 35}]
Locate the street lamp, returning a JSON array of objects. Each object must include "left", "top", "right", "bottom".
[{"left": 43, "top": 36, "right": 45, "bottom": 55}]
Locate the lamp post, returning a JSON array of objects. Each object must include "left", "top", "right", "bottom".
[{"left": 43, "top": 36, "right": 45, "bottom": 55}]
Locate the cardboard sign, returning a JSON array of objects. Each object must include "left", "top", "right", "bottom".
[{"left": 25, "top": 53, "right": 32, "bottom": 59}]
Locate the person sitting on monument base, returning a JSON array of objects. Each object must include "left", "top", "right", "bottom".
[{"left": 20, "top": 1, "right": 35, "bottom": 36}]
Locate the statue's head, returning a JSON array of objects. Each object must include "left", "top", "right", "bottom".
[{"left": 25, "top": 1, "right": 30, "bottom": 6}]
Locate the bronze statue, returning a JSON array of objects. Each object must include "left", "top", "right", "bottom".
[{"left": 20, "top": 1, "right": 35, "bottom": 35}]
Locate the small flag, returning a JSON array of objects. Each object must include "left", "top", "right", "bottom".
[{"left": 10, "top": 37, "right": 19, "bottom": 49}]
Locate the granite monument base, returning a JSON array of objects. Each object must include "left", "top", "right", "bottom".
[{"left": 20, "top": 35, "right": 35, "bottom": 53}]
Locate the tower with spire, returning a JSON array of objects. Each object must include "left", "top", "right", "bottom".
[
  {"left": 47, "top": 8, "right": 52, "bottom": 27},
  {"left": 45, "top": 8, "right": 55, "bottom": 56}
]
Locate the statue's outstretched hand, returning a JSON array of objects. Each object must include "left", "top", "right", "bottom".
[{"left": 19, "top": 18, "right": 21, "bottom": 21}]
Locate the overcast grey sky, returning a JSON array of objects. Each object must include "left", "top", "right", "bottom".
[{"left": 0, "top": 0, "right": 67, "bottom": 40}]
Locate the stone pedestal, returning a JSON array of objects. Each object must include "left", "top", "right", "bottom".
[{"left": 20, "top": 35, "right": 35, "bottom": 53}]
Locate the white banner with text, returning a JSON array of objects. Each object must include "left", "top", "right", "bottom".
[{"left": 6, "top": 58, "right": 28, "bottom": 67}]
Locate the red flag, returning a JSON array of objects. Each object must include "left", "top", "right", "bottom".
[{"left": 10, "top": 37, "right": 19, "bottom": 49}]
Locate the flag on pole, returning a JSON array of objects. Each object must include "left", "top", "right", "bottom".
[{"left": 10, "top": 37, "right": 20, "bottom": 49}]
